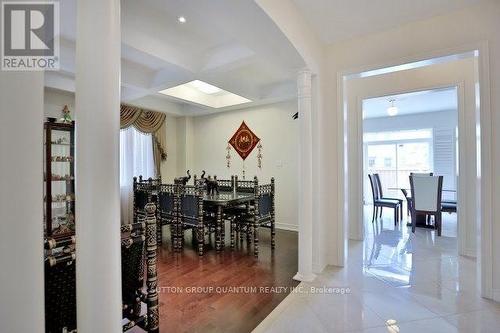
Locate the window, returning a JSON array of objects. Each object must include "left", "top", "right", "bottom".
[
  {"left": 364, "top": 129, "right": 432, "bottom": 143},
  {"left": 364, "top": 129, "right": 433, "bottom": 201},
  {"left": 119, "top": 127, "right": 155, "bottom": 224},
  {"left": 120, "top": 127, "right": 155, "bottom": 187}
]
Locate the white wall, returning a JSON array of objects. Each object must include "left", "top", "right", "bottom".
[
  {"left": 189, "top": 101, "right": 299, "bottom": 230},
  {"left": 45, "top": 88, "right": 76, "bottom": 119},
  {"left": 325, "top": 1, "right": 500, "bottom": 299},
  {"left": 175, "top": 116, "right": 194, "bottom": 180},
  {"left": 160, "top": 115, "right": 179, "bottom": 182},
  {"left": 364, "top": 110, "right": 457, "bottom": 133}
]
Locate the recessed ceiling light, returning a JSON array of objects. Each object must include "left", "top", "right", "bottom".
[
  {"left": 159, "top": 80, "right": 251, "bottom": 109},
  {"left": 178, "top": 16, "right": 186, "bottom": 23}
]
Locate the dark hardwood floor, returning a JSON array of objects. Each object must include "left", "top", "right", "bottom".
[{"left": 133, "top": 226, "right": 298, "bottom": 333}]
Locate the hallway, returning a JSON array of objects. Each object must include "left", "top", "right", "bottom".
[{"left": 253, "top": 212, "right": 500, "bottom": 332}]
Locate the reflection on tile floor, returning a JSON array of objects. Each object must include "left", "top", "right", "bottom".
[{"left": 253, "top": 208, "right": 500, "bottom": 333}]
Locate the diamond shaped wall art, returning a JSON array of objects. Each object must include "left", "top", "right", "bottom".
[{"left": 228, "top": 121, "right": 260, "bottom": 160}]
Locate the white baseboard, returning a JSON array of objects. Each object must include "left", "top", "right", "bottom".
[
  {"left": 275, "top": 222, "right": 298, "bottom": 232},
  {"left": 312, "top": 261, "right": 327, "bottom": 274}
]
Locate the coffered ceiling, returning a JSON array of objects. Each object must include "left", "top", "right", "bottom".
[{"left": 47, "top": 0, "right": 305, "bottom": 116}]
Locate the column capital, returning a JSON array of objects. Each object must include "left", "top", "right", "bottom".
[
  {"left": 297, "top": 67, "right": 313, "bottom": 76},
  {"left": 297, "top": 68, "right": 312, "bottom": 99}
]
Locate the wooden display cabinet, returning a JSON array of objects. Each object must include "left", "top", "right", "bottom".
[{"left": 44, "top": 118, "right": 75, "bottom": 238}]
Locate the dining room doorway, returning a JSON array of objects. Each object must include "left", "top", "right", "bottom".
[
  {"left": 338, "top": 47, "right": 494, "bottom": 300},
  {"left": 342, "top": 51, "right": 483, "bottom": 262},
  {"left": 362, "top": 88, "right": 459, "bottom": 240}
]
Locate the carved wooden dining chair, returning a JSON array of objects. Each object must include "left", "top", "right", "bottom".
[
  {"left": 232, "top": 177, "right": 275, "bottom": 256},
  {"left": 178, "top": 184, "right": 208, "bottom": 255},
  {"left": 44, "top": 207, "right": 160, "bottom": 333},
  {"left": 44, "top": 237, "right": 77, "bottom": 333},
  {"left": 133, "top": 176, "right": 160, "bottom": 223},
  {"left": 157, "top": 183, "right": 178, "bottom": 247}
]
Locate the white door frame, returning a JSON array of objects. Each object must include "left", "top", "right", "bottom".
[
  {"left": 355, "top": 83, "right": 466, "bottom": 252},
  {"left": 337, "top": 42, "right": 493, "bottom": 300}
]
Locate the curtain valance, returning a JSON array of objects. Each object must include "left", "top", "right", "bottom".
[
  {"left": 120, "top": 104, "right": 165, "bottom": 133},
  {"left": 120, "top": 104, "right": 167, "bottom": 176}
]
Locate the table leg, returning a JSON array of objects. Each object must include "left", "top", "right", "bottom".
[
  {"left": 230, "top": 218, "right": 235, "bottom": 250},
  {"left": 216, "top": 206, "right": 223, "bottom": 252},
  {"left": 253, "top": 217, "right": 259, "bottom": 257}
]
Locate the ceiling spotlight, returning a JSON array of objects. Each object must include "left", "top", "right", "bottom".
[
  {"left": 178, "top": 16, "right": 186, "bottom": 24},
  {"left": 387, "top": 99, "right": 398, "bottom": 116}
]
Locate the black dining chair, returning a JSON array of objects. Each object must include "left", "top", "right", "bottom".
[
  {"left": 409, "top": 175, "right": 444, "bottom": 236},
  {"left": 409, "top": 172, "right": 434, "bottom": 224},
  {"left": 368, "top": 174, "right": 401, "bottom": 225},
  {"left": 374, "top": 173, "right": 403, "bottom": 221}
]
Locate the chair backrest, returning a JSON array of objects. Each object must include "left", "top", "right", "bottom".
[
  {"left": 217, "top": 176, "right": 234, "bottom": 192},
  {"left": 368, "top": 174, "right": 380, "bottom": 202},
  {"left": 44, "top": 237, "right": 77, "bottom": 333},
  {"left": 133, "top": 176, "right": 159, "bottom": 211},
  {"left": 44, "top": 221, "right": 149, "bottom": 333},
  {"left": 193, "top": 174, "right": 203, "bottom": 187},
  {"left": 235, "top": 175, "right": 255, "bottom": 193},
  {"left": 121, "top": 220, "right": 146, "bottom": 314},
  {"left": 410, "top": 172, "right": 433, "bottom": 176},
  {"left": 254, "top": 177, "right": 275, "bottom": 219},
  {"left": 178, "top": 184, "right": 203, "bottom": 224},
  {"left": 373, "top": 173, "right": 384, "bottom": 198},
  {"left": 157, "top": 183, "right": 177, "bottom": 217},
  {"left": 410, "top": 175, "right": 443, "bottom": 212},
  {"left": 137, "top": 175, "right": 162, "bottom": 186}
]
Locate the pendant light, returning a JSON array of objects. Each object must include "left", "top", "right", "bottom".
[{"left": 387, "top": 99, "right": 398, "bottom": 116}]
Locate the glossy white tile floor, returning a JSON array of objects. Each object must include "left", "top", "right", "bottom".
[{"left": 253, "top": 208, "right": 500, "bottom": 333}]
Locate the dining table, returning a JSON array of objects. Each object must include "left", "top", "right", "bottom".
[
  {"left": 203, "top": 191, "right": 255, "bottom": 251},
  {"left": 388, "top": 187, "right": 457, "bottom": 193},
  {"left": 387, "top": 187, "right": 456, "bottom": 229}
]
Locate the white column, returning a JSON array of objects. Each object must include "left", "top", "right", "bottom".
[
  {"left": 0, "top": 72, "right": 45, "bottom": 332},
  {"left": 294, "top": 69, "right": 316, "bottom": 282},
  {"left": 75, "top": 0, "right": 122, "bottom": 332}
]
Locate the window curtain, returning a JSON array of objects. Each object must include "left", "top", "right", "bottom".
[
  {"left": 120, "top": 104, "right": 167, "bottom": 177},
  {"left": 120, "top": 127, "right": 155, "bottom": 224}
]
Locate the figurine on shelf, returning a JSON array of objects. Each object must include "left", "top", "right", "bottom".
[
  {"left": 60, "top": 105, "right": 72, "bottom": 123},
  {"left": 51, "top": 137, "right": 69, "bottom": 145}
]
